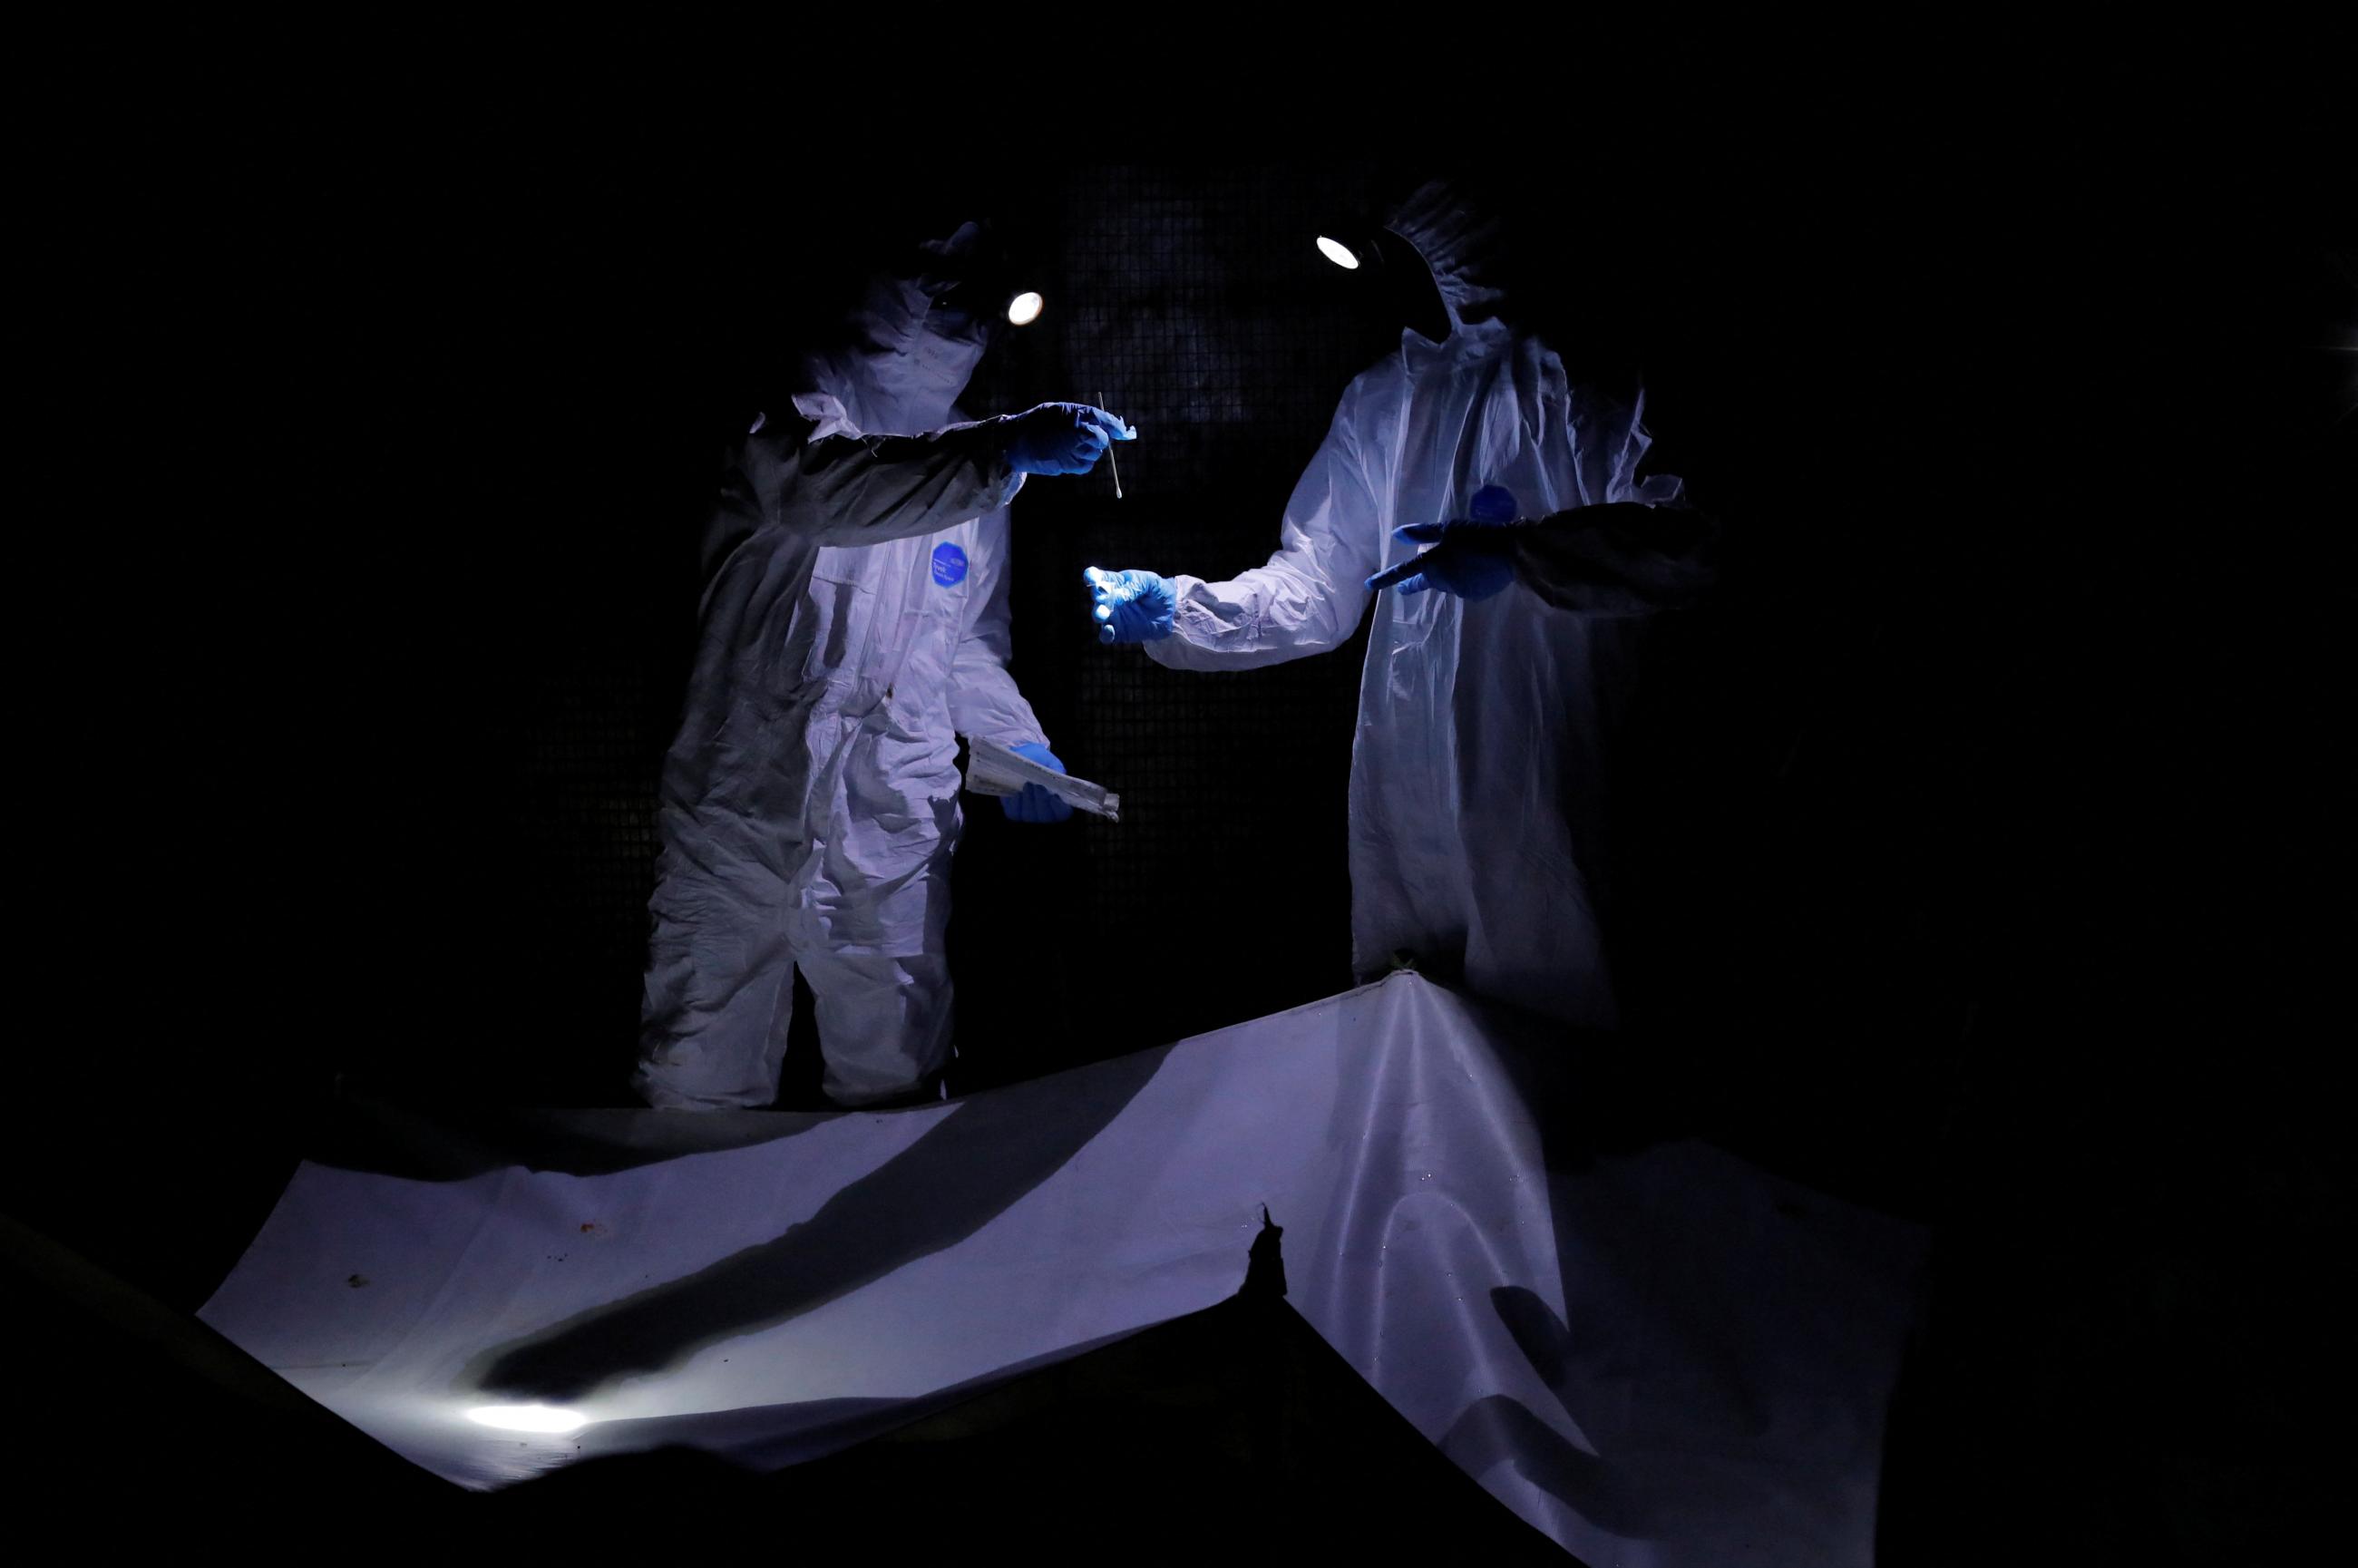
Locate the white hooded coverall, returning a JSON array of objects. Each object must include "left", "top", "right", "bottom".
[
  {"left": 1144, "top": 188, "right": 1699, "bottom": 1028},
  {"left": 637, "top": 275, "right": 1049, "bottom": 1108}
]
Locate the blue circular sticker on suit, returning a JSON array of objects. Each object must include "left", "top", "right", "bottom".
[
  {"left": 931, "top": 543, "right": 970, "bottom": 587},
  {"left": 1468, "top": 484, "right": 1519, "bottom": 523}
]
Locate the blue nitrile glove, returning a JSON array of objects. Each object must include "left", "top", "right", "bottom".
[
  {"left": 1002, "top": 404, "right": 1137, "bottom": 476},
  {"left": 1363, "top": 482, "right": 1522, "bottom": 600},
  {"left": 1084, "top": 566, "right": 1177, "bottom": 643},
  {"left": 1001, "top": 742, "right": 1075, "bottom": 823}
]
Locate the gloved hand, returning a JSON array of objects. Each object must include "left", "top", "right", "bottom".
[
  {"left": 1000, "top": 742, "right": 1075, "bottom": 823},
  {"left": 1084, "top": 566, "right": 1176, "bottom": 643},
  {"left": 1001, "top": 404, "right": 1137, "bottom": 476},
  {"left": 1362, "top": 483, "right": 1522, "bottom": 600}
]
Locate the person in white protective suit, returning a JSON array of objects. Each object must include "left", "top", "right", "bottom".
[
  {"left": 637, "top": 229, "right": 1135, "bottom": 1110},
  {"left": 1086, "top": 182, "right": 1713, "bottom": 1028}
]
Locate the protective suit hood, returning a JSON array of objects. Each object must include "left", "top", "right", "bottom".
[
  {"left": 804, "top": 223, "right": 999, "bottom": 432},
  {"left": 1379, "top": 180, "right": 1510, "bottom": 341}
]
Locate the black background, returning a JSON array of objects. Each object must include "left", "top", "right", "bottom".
[{"left": 15, "top": 41, "right": 2351, "bottom": 1561}]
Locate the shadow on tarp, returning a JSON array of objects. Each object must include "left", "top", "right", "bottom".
[
  {"left": 560, "top": 1318, "right": 1155, "bottom": 1473},
  {"left": 7, "top": 1203, "right": 1574, "bottom": 1562},
  {"left": 541, "top": 1288, "right": 1574, "bottom": 1560},
  {"left": 461, "top": 1045, "right": 1174, "bottom": 1402}
]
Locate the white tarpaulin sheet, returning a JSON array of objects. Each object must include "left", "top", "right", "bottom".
[{"left": 201, "top": 974, "right": 1923, "bottom": 1563}]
